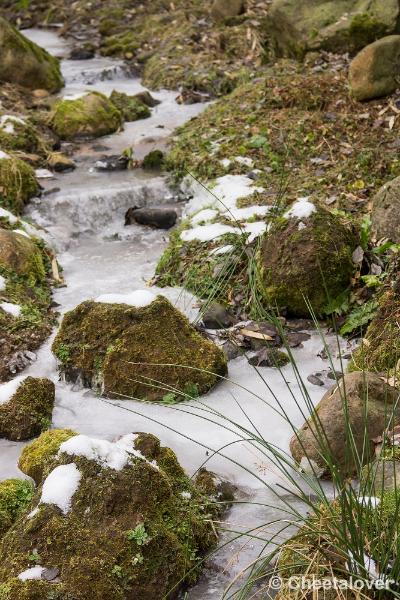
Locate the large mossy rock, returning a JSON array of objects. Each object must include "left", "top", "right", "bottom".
[
  {"left": 50, "top": 92, "right": 122, "bottom": 140},
  {"left": 290, "top": 372, "right": 400, "bottom": 477},
  {"left": 349, "top": 35, "right": 400, "bottom": 101},
  {"left": 0, "top": 432, "right": 221, "bottom": 599},
  {"left": 261, "top": 204, "right": 357, "bottom": 317},
  {"left": 0, "top": 479, "right": 34, "bottom": 540},
  {"left": 371, "top": 176, "right": 400, "bottom": 243},
  {"left": 0, "top": 157, "right": 38, "bottom": 214},
  {"left": 52, "top": 294, "right": 227, "bottom": 401},
  {"left": 0, "top": 17, "right": 63, "bottom": 92},
  {"left": 350, "top": 288, "right": 400, "bottom": 373},
  {"left": 109, "top": 90, "right": 151, "bottom": 121},
  {"left": 0, "top": 117, "right": 40, "bottom": 154},
  {"left": 0, "top": 228, "right": 45, "bottom": 280},
  {"left": 0, "top": 376, "right": 54, "bottom": 441},
  {"left": 264, "top": 0, "right": 400, "bottom": 58}
]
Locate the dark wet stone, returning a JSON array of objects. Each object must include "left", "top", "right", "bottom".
[
  {"left": 307, "top": 374, "right": 324, "bottom": 386},
  {"left": 202, "top": 302, "right": 233, "bottom": 329},
  {"left": 286, "top": 331, "right": 311, "bottom": 348},
  {"left": 95, "top": 155, "right": 129, "bottom": 171},
  {"left": 69, "top": 46, "right": 95, "bottom": 60},
  {"left": 125, "top": 206, "right": 177, "bottom": 229},
  {"left": 222, "top": 340, "right": 242, "bottom": 361}
]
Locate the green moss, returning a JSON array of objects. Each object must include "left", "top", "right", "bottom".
[
  {"left": 0, "top": 480, "right": 34, "bottom": 539},
  {"left": 0, "top": 119, "right": 40, "bottom": 154},
  {"left": 19, "top": 429, "right": 78, "bottom": 484},
  {"left": 0, "top": 16, "right": 63, "bottom": 92},
  {"left": 261, "top": 209, "right": 357, "bottom": 317},
  {"left": 52, "top": 296, "right": 227, "bottom": 402},
  {"left": 109, "top": 90, "right": 151, "bottom": 121},
  {"left": 350, "top": 289, "right": 400, "bottom": 373},
  {"left": 142, "top": 150, "right": 164, "bottom": 170},
  {"left": 348, "top": 13, "right": 389, "bottom": 49},
  {"left": 0, "top": 376, "right": 54, "bottom": 441},
  {"left": 0, "top": 157, "right": 38, "bottom": 214},
  {"left": 50, "top": 92, "right": 122, "bottom": 140},
  {"left": 0, "top": 433, "right": 223, "bottom": 599}
]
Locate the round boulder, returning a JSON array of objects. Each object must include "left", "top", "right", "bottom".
[
  {"left": 50, "top": 92, "right": 122, "bottom": 140},
  {"left": 0, "top": 157, "right": 39, "bottom": 214},
  {"left": 0, "top": 17, "right": 63, "bottom": 92},
  {"left": 290, "top": 372, "right": 400, "bottom": 477},
  {"left": 349, "top": 35, "right": 400, "bottom": 101},
  {"left": 211, "top": 0, "right": 245, "bottom": 21},
  {"left": 261, "top": 201, "right": 357, "bottom": 317}
]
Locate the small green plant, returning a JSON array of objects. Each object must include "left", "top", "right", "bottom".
[
  {"left": 161, "top": 392, "right": 179, "bottom": 405},
  {"left": 126, "top": 523, "right": 150, "bottom": 546},
  {"left": 131, "top": 552, "right": 144, "bottom": 566},
  {"left": 55, "top": 343, "right": 71, "bottom": 364},
  {"left": 28, "top": 550, "right": 41, "bottom": 563}
]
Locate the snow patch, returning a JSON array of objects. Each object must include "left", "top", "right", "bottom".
[
  {"left": 0, "top": 375, "right": 28, "bottom": 406},
  {"left": 0, "top": 150, "right": 10, "bottom": 159},
  {"left": 14, "top": 228, "right": 30, "bottom": 238},
  {"left": 223, "top": 205, "right": 271, "bottom": 222},
  {"left": 0, "top": 301, "right": 22, "bottom": 318},
  {"left": 191, "top": 208, "right": 219, "bottom": 225},
  {"left": 284, "top": 198, "right": 316, "bottom": 220},
  {"left": 235, "top": 156, "right": 253, "bottom": 167},
  {"left": 0, "top": 207, "right": 17, "bottom": 223},
  {"left": 40, "top": 463, "right": 81, "bottom": 514},
  {"left": 244, "top": 221, "right": 267, "bottom": 243},
  {"left": 59, "top": 433, "right": 159, "bottom": 471},
  {"left": 209, "top": 244, "right": 234, "bottom": 256},
  {"left": 181, "top": 223, "right": 239, "bottom": 243},
  {"left": 18, "top": 566, "right": 45, "bottom": 581},
  {"left": 0, "top": 275, "right": 6, "bottom": 292},
  {"left": 95, "top": 289, "right": 156, "bottom": 308}
]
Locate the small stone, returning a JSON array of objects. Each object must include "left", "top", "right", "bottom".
[
  {"left": 94, "top": 155, "right": 128, "bottom": 171},
  {"left": 307, "top": 374, "right": 324, "bottom": 386},
  {"left": 202, "top": 302, "right": 233, "bottom": 329},
  {"left": 286, "top": 331, "right": 311, "bottom": 348},
  {"left": 69, "top": 46, "right": 95, "bottom": 60}
]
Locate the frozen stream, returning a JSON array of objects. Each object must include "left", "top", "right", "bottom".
[{"left": 0, "top": 29, "right": 354, "bottom": 598}]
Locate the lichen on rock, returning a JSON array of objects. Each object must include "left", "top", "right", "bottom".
[
  {"left": 52, "top": 294, "right": 227, "bottom": 401},
  {"left": 0, "top": 376, "right": 54, "bottom": 441},
  {"left": 50, "top": 92, "right": 122, "bottom": 140}
]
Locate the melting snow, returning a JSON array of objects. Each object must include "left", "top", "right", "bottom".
[
  {"left": 40, "top": 463, "right": 82, "bottom": 514},
  {"left": 191, "top": 208, "right": 219, "bottom": 224},
  {"left": 18, "top": 566, "right": 45, "bottom": 581},
  {"left": 220, "top": 158, "right": 231, "bottom": 168},
  {"left": 0, "top": 375, "right": 27, "bottom": 406},
  {"left": 14, "top": 228, "right": 30, "bottom": 238},
  {"left": 181, "top": 223, "right": 239, "bottom": 243},
  {"left": 209, "top": 244, "right": 234, "bottom": 256},
  {"left": 0, "top": 302, "right": 22, "bottom": 318},
  {"left": 244, "top": 221, "right": 267, "bottom": 243},
  {"left": 95, "top": 289, "right": 156, "bottom": 307},
  {"left": 59, "top": 433, "right": 159, "bottom": 471},
  {"left": 0, "top": 150, "right": 10, "bottom": 159},
  {"left": 284, "top": 198, "right": 316, "bottom": 220},
  {"left": 0, "top": 275, "right": 6, "bottom": 291},
  {"left": 223, "top": 205, "right": 271, "bottom": 222},
  {"left": 0, "top": 207, "right": 18, "bottom": 223},
  {"left": 235, "top": 156, "right": 253, "bottom": 167}
]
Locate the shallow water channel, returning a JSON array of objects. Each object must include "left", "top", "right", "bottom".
[{"left": 0, "top": 28, "right": 354, "bottom": 598}]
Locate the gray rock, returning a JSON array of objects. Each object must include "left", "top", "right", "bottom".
[
  {"left": 210, "top": 0, "right": 244, "bottom": 22},
  {"left": 202, "top": 302, "right": 233, "bottom": 329}
]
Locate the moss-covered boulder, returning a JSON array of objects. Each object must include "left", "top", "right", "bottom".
[
  {"left": 0, "top": 157, "right": 38, "bottom": 214},
  {"left": 211, "top": 0, "right": 244, "bottom": 22},
  {"left": 18, "top": 429, "right": 78, "bottom": 485},
  {"left": 142, "top": 149, "right": 165, "bottom": 170},
  {"left": 110, "top": 90, "right": 151, "bottom": 121},
  {"left": 290, "top": 372, "right": 400, "bottom": 477},
  {"left": 349, "top": 35, "right": 400, "bottom": 101},
  {"left": 261, "top": 202, "right": 357, "bottom": 317},
  {"left": 0, "top": 376, "right": 54, "bottom": 441},
  {"left": 0, "top": 479, "right": 34, "bottom": 540},
  {"left": 350, "top": 288, "right": 400, "bottom": 373},
  {"left": 0, "top": 116, "right": 39, "bottom": 153},
  {"left": 50, "top": 92, "right": 122, "bottom": 140},
  {"left": 52, "top": 293, "right": 227, "bottom": 401},
  {"left": 0, "top": 17, "right": 63, "bottom": 92},
  {"left": 0, "top": 432, "right": 222, "bottom": 599},
  {"left": 264, "top": 0, "right": 399, "bottom": 58},
  {"left": 0, "top": 228, "right": 45, "bottom": 280}
]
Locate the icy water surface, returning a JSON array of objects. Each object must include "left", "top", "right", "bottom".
[{"left": 0, "top": 29, "right": 354, "bottom": 598}]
